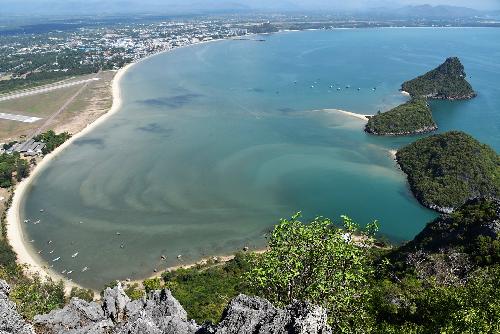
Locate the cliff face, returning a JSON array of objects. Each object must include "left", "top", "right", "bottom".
[{"left": 0, "top": 281, "right": 331, "bottom": 334}]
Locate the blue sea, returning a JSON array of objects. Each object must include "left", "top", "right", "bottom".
[{"left": 21, "top": 28, "right": 500, "bottom": 288}]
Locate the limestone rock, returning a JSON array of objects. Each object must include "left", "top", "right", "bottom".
[
  {"left": 0, "top": 280, "right": 35, "bottom": 334},
  {"left": 204, "top": 294, "right": 332, "bottom": 334}
]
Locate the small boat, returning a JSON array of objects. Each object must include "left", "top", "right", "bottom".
[
  {"left": 373, "top": 87, "right": 377, "bottom": 91},
  {"left": 346, "top": 85, "right": 351, "bottom": 88},
  {"left": 79, "top": 221, "right": 84, "bottom": 224},
  {"left": 47, "top": 240, "right": 52, "bottom": 244},
  {"left": 38, "top": 250, "right": 43, "bottom": 254},
  {"left": 23, "top": 219, "right": 30, "bottom": 223},
  {"left": 33, "top": 220, "right": 40, "bottom": 225},
  {"left": 39, "top": 209, "right": 44, "bottom": 212},
  {"left": 82, "top": 267, "right": 88, "bottom": 272},
  {"left": 52, "top": 257, "right": 61, "bottom": 262},
  {"left": 61, "top": 269, "right": 66, "bottom": 274},
  {"left": 310, "top": 85, "right": 314, "bottom": 88},
  {"left": 120, "top": 243, "right": 125, "bottom": 249},
  {"left": 72, "top": 252, "right": 79, "bottom": 258},
  {"left": 177, "top": 254, "right": 182, "bottom": 259},
  {"left": 337, "top": 87, "right": 341, "bottom": 91},
  {"left": 49, "top": 249, "right": 54, "bottom": 254},
  {"left": 29, "top": 239, "right": 35, "bottom": 243},
  {"left": 67, "top": 270, "right": 73, "bottom": 274},
  {"left": 329, "top": 85, "right": 333, "bottom": 89},
  {"left": 116, "top": 232, "right": 121, "bottom": 235},
  {"left": 357, "top": 88, "right": 361, "bottom": 91}
]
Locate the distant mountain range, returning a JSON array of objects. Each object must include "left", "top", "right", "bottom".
[
  {"left": 0, "top": 1, "right": 496, "bottom": 18},
  {"left": 366, "top": 5, "right": 481, "bottom": 18}
]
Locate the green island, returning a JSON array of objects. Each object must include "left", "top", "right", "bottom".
[
  {"left": 365, "top": 57, "right": 476, "bottom": 136},
  {"left": 396, "top": 131, "right": 499, "bottom": 213},
  {"left": 364, "top": 98, "right": 437, "bottom": 135},
  {"left": 401, "top": 57, "right": 476, "bottom": 100}
]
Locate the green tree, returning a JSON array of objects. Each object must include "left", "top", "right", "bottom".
[
  {"left": 69, "top": 287, "right": 94, "bottom": 302},
  {"left": 247, "top": 213, "right": 378, "bottom": 333},
  {"left": 143, "top": 277, "right": 162, "bottom": 293}
]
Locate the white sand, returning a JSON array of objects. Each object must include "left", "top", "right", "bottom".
[
  {"left": 6, "top": 63, "right": 133, "bottom": 293},
  {"left": 320, "top": 108, "right": 372, "bottom": 121}
]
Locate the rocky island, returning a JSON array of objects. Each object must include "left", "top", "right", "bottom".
[
  {"left": 364, "top": 98, "right": 437, "bottom": 135},
  {"left": 401, "top": 57, "right": 477, "bottom": 100},
  {"left": 396, "top": 131, "right": 499, "bottom": 213}
]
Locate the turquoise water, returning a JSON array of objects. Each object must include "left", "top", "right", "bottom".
[{"left": 22, "top": 28, "right": 499, "bottom": 289}]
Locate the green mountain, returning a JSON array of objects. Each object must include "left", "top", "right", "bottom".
[
  {"left": 364, "top": 98, "right": 437, "bottom": 135},
  {"left": 401, "top": 57, "right": 476, "bottom": 99},
  {"left": 396, "top": 131, "right": 499, "bottom": 212}
]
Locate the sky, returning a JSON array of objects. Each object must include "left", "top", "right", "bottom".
[{"left": 1, "top": 0, "right": 499, "bottom": 16}]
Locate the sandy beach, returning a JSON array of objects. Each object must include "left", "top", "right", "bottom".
[
  {"left": 3, "top": 38, "right": 233, "bottom": 292},
  {"left": 320, "top": 108, "right": 372, "bottom": 121},
  {"left": 6, "top": 63, "right": 133, "bottom": 292}
]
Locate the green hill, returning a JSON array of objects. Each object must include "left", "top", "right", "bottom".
[
  {"left": 364, "top": 98, "right": 437, "bottom": 135},
  {"left": 396, "top": 131, "right": 499, "bottom": 212},
  {"left": 401, "top": 57, "right": 476, "bottom": 99}
]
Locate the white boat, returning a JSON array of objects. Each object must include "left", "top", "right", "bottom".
[
  {"left": 49, "top": 249, "right": 54, "bottom": 254},
  {"left": 61, "top": 270, "right": 66, "bottom": 274},
  {"left": 72, "top": 252, "right": 79, "bottom": 258},
  {"left": 82, "top": 267, "right": 88, "bottom": 272},
  {"left": 23, "top": 219, "right": 30, "bottom": 223},
  {"left": 52, "top": 257, "right": 61, "bottom": 262},
  {"left": 33, "top": 220, "right": 40, "bottom": 225},
  {"left": 67, "top": 270, "right": 73, "bottom": 274}
]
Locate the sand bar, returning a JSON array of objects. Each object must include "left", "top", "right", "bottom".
[{"left": 319, "top": 108, "right": 372, "bottom": 121}]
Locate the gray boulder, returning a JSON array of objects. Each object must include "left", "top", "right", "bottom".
[
  {"left": 34, "top": 292, "right": 113, "bottom": 334},
  {"left": 113, "top": 289, "right": 199, "bottom": 334},
  {"left": 205, "top": 294, "right": 332, "bottom": 334},
  {"left": 0, "top": 279, "right": 35, "bottom": 334}
]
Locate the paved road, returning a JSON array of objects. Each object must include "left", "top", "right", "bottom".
[{"left": 0, "top": 78, "right": 100, "bottom": 102}]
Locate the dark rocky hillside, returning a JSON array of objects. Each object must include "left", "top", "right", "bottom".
[{"left": 401, "top": 57, "right": 476, "bottom": 100}]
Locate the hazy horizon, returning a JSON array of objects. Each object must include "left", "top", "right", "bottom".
[{"left": 1, "top": 0, "right": 499, "bottom": 16}]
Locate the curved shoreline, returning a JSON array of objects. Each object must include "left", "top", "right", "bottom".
[
  {"left": 6, "top": 63, "right": 133, "bottom": 292},
  {"left": 4, "top": 38, "right": 233, "bottom": 292},
  {"left": 4, "top": 33, "right": 405, "bottom": 291}
]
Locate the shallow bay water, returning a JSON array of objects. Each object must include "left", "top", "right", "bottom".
[{"left": 22, "top": 28, "right": 499, "bottom": 288}]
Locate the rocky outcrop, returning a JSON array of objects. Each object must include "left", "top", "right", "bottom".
[
  {"left": 31, "top": 283, "right": 331, "bottom": 334},
  {"left": 34, "top": 282, "right": 199, "bottom": 334},
  {"left": 202, "top": 294, "right": 331, "bottom": 334},
  {"left": 0, "top": 279, "right": 35, "bottom": 334}
]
